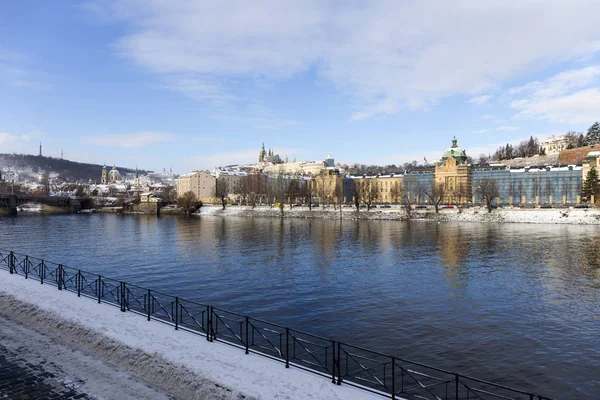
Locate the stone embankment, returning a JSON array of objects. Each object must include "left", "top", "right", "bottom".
[{"left": 196, "top": 205, "right": 600, "bottom": 225}]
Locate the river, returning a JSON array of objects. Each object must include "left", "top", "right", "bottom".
[{"left": 0, "top": 214, "right": 598, "bottom": 398}]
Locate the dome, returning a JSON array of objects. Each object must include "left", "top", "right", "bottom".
[{"left": 440, "top": 137, "right": 467, "bottom": 165}]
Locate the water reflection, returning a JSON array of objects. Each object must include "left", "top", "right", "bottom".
[{"left": 0, "top": 214, "right": 598, "bottom": 398}]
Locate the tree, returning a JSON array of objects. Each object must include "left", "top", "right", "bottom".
[
  {"left": 274, "top": 174, "right": 287, "bottom": 215},
  {"left": 402, "top": 180, "right": 422, "bottom": 219},
  {"left": 350, "top": 180, "right": 362, "bottom": 211},
  {"left": 216, "top": 179, "right": 228, "bottom": 210},
  {"left": 177, "top": 191, "right": 198, "bottom": 215},
  {"left": 74, "top": 185, "right": 85, "bottom": 197},
  {"left": 581, "top": 167, "right": 600, "bottom": 202},
  {"left": 478, "top": 154, "right": 488, "bottom": 165},
  {"left": 234, "top": 177, "right": 249, "bottom": 205},
  {"left": 585, "top": 122, "right": 600, "bottom": 145},
  {"left": 304, "top": 177, "right": 315, "bottom": 210},
  {"left": 389, "top": 181, "right": 402, "bottom": 204},
  {"left": 423, "top": 181, "right": 445, "bottom": 213},
  {"left": 514, "top": 180, "right": 525, "bottom": 204},
  {"left": 286, "top": 177, "right": 301, "bottom": 209},
  {"left": 162, "top": 186, "right": 177, "bottom": 204},
  {"left": 476, "top": 178, "right": 501, "bottom": 213},
  {"left": 361, "top": 180, "right": 379, "bottom": 211},
  {"left": 542, "top": 178, "right": 555, "bottom": 203}
]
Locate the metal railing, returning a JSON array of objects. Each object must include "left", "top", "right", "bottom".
[{"left": 0, "top": 248, "right": 557, "bottom": 400}]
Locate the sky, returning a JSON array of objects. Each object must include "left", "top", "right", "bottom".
[{"left": 2, "top": 1, "right": 600, "bottom": 174}]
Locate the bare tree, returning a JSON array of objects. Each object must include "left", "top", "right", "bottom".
[
  {"left": 476, "top": 177, "right": 501, "bottom": 213},
  {"left": 274, "top": 174, "right": 287, "bottom": 216},
  {"left": 389, "top": 181, "right": 402, "bottom": 204},
  {"left": 162, "top": 185, "right": 177, "bottom": 204},
  {"left": 542, "top": 178, "right": 555, "bottom": 204},
  {"left": 304, "top": 177, "right": 315, "bottom": 210},
  {"left": 234, "top": 177, "right": 249, "bottom": 205},
  {"left": 350, "top": 180, "right": 362, "bottom": 211},
  {"left": 562, "top": 179, "right": 571, "bottom": 203},
  {"left": 177, "top": 191, "right": 198, "bottom": 216},
  {"left": 423, "top": 181, "right": 445, "bottom": 213},
  {"left": 402, "top": 180, "right": 421, "bottom": 219},
  {"left": 216, "top": 179, "right": 228, "bottom": 210},
  {"left": 286, "top": 177, "right": 301, "bottom": 209},
  {"left": 514, "top": 180, "right": 525, "bottom": 204},
  {"left": 361, "top": 180, "right": 380, "bottom": 211}
]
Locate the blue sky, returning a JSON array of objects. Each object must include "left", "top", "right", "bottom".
[{"left": 2, "top": 1, "right": 600, "bottom": 173}]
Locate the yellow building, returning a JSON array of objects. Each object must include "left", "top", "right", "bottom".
[
  {"left": 177, "top": 171, "right": 216, "bottom": 203},
  {"left": 349, "top": 174, "right": 403, "bottom": 204},
  {"left": 434, "top": 137, "right": 471, "bottom": 204}
]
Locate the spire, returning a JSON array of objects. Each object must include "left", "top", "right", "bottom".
[
  {"left": 136, "top": 166, "right": 139, "bottom": 178},
  {"left": 39, "top": 142, "right": 42, "bottom": 157}
]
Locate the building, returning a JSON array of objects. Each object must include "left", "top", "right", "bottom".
[
  {"left": 177, "top": 171, "right": 216, "bottom": 203},
  {"left": 101, "top": 164, "right": 108, "bottom": 185},
  {"left": 541, "top": 135, "right": 570, "bottom": 155},
  {"left": 348, "top": 174, "right": 403, "bottom": 204},
  {"left": 434, "top": 137, "right": 471, "bottom": 204},
  {"left": 212, "top": 167, "right": 248, "bottom": 199},
  {"left": 109, "top": 165, "right": 120, "bottom": 183}
]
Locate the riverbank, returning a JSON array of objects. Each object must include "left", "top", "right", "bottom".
[
  {"left": 0, "top": 272, "right": 377, "bottom": 400},
  {"left": 196, "top": 205, "right": 600, "bottom": 225}
]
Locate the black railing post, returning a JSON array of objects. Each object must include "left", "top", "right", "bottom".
[
  {"left": 455, "top": 374, "right": 459, "bottom": 399},
  {"left": 40, "top": 261, "right": 45, "bottom": 284},
  {"left": 285, "top": 327, "right": 290, "bottom": 368},
  {"left": 245, "top": 316, "right": 249, "bottom": 354},
  {"left": 24, "top": 255, "right": 28, "bottom": 279},
  {"left": 331, "top": 341, "right": 336, "bottom": 384},
  {"left": 210, "top": 306, "right": 215, "bottom": 341},
  {"left": 337, "top": 342, "right": 342, "bottom": 385},
  {"left": 58, "top": 264, "right": 63, "bottom": 290},
  {"left": 120, "top": 282, "right": 126, "bottom": 312},
  {"left": 174, "top": 297, "right": 179, "bottom": 330},
  {"left": 392, "top": 357, "right": 396, "bottom": 400},
  {"left": 97, "top": 275, "right": 102, "bottom": 303},
  {"left": 77, "top": 270, "right": 81, "bottom": 297},
  {"left": 147, "top": 289, "right": 151, "bottom": 321},
  {"left": 9, "top": 251, "right": 14, "bottom": 274},
  {"left": 206, "top": 305, "right": 211, "bottom": 341}
]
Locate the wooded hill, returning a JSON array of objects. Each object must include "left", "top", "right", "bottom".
[{"left": 0, "top": 154, "right": 143, "bottom": 182}]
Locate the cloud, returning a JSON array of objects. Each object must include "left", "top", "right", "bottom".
[
  {"left": 85, "top": 131, "right": 172, "bottom": 148},
  {"left": 91, "top": 0, "right": 600, "bottom": 119},
  {"left": 481, "top": 114, "right": 497, "bottom": 120},
  {"left": 475, "top": 129, "right": 489, "bottom": 134},
  {"left": 469, "top": 95, "right": 492, "bottom": 105},
  {"left": 510, "top": 66, "right": 600, "bottom": 123},
  {"left": 496, "top": 126, "right": 520, "bottom": 131},
  {"left": 0, "top": 132, "right": 31, "bottom": 147}
]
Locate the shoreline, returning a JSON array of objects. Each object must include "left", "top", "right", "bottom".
[{"left": 195, "top": 205, "right": 600, "bottom": 225}]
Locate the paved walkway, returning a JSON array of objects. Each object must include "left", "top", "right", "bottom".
[{"left": 0, "top": 313, "right": 175, "bottom": 400}]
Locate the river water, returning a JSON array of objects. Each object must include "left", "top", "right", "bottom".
[{"left": 0, "top": 214, "right": 598, "bottom": 398}]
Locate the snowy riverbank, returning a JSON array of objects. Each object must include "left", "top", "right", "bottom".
[
  {"left": 0, "top": 272, "right": 378, "bottom": 400},
  {"left": 196, "top": 205, "right": 600, "bottom": 225}
]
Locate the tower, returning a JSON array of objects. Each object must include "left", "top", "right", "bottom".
[
  {"left": 39, "top": 142, "right": 42, "bottom": 157},
  {"left": 101, "top": 164, "right": 108, "bottom": 185},
  {"left": 259, "top": 143, "right": 267, "bottom": 162},
  {"left": 134, "top": 166, "right": 140, "bottom": 187}
]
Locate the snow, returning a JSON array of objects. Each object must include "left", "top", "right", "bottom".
[
  {"left": 196, "top": 205, "right": 600, "bottom": 224},
  {"left": 0, "top": 272, "right": 380, "bottom": 400}
]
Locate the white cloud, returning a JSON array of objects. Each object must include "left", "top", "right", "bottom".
[
  {"left": 85, "top": 131, "right": 172, "bottom": 148},
  {"left": 469, "top": 95, "right": 492, "bottom": 105},
  {"left": 0, "top": 132, "right": 31, "bottom": 147},
  {"left": 90, "top": 0, "right": 600, "bottom": 119},
  {"left": 510, "top": 66, "right": 600, "bottom": 123},
  {"left": 475, "top": 129, "right": 489, "bottom": 134},
  {"left": 496, "top": 126, "right": 520, "bottom": 131}
]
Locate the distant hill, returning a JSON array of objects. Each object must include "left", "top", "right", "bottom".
[{"left": 0, "top": 153, "right": 145, "bottom": 183}]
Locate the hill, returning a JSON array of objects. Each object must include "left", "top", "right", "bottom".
[{"left": 0, "top": 154, "right": 143, "bottom": 183}]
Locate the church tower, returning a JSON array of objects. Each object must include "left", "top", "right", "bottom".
[
  {"left": 134, "top": 166, "right": 140, "bottom": 187},
  {"left": 259, "top": 143, "right": 267, "bottom": 162},
  {"left": 101, "top": 164, "right": 108, "bottom": 185}
]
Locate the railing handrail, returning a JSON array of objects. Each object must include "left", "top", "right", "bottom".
[{"left": 0, "top": 248, "right": 558, "bottom": 400}]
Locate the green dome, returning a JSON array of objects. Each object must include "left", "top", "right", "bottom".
[{"left": 440, "top": 137, "right": 467, "bottom": 165}]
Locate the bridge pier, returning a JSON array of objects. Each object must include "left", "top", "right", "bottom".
[{"left": 8, "top": 194, "right": 17, "bottom": 215}]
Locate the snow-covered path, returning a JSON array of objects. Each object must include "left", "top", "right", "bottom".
[
  {"left": 0, "top": 311, "right": 175, "bottom": 400},
  {"left": 0, "top": 272, "right": 380, "bottom": 400}
]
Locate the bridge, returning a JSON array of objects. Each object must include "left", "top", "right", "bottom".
[{"left": 0, "top": 194, "right": 81, "bottom": 215}]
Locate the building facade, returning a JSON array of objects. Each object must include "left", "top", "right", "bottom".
[{"left": 177, "top": 171, "right": 216, "bottom": 203}]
